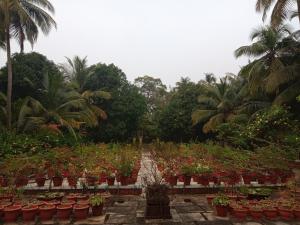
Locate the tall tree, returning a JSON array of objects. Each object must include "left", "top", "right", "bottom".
[
  {"left": 0, "top": 0, "right": 56, "bottom": 130},
  {"left": 192, "top": 76, "right": 251, "bottom": 133},
  {"left": 61, "top": 56, "right": 90, "bottom": 92},
  {"left": 235, "top": 25, "right": 300, "bottom": 105},
  {"left": 256, "top": 0, "right": 300, "bottom": 27}
]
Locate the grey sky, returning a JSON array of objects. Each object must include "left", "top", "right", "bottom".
[{"left": 1, "top": 0, "right": 299, "bottom": 86}]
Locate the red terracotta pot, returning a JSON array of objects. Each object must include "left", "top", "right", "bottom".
[
  {"left": 293, "top": 208, "right": 300, "bottom": 220},
  {"left": 233, "top": 208, "right": 248, "bottom": 220},
  {"left": 107, "top": 177, "right": 115, "bottom": 186},
  {"left": 15, "top": 176, "right": 28, "bottom": 187},
  {"left": 120, "top": 176, "right": 129, "bottom": 186},
  {"left": 99, "top": 174, "right": 107, "bottom": 184},
  {"left": 242, "top": 173, "right": 255, "bottom": 185},
  {"left": 73, "top": 204, "right": 89, "bottom": 220},
  {"left": 4, "top": 205, "right": 21, "bottom": 222},
  {"left": 66, "top": 195, "right": 77, "bottom": 201},
  {"left": 198, "top": 175, "right": 209, "bottom": 186},
  {"left": 61, "top": 200, "right": 76, "bottom": 206},
  {"left": 35, "top": 177, "right": 46, "bottom": 187},
  {"left": 57, "top": 204, "right": 73, "bottom": 220},
  {"left": 183, "top": 175, "right": 191, "bottom": 186},
  {"left": 67, "top": 176, "right": 78, "bottom": 187},
  {"left": 215, "top": 205, "right": 228, "bottom": 217},
  {"left": 263, "top": 208, "right": 278, "bottom": 220},
  {"left": 52, "top": 176, "right": 63, "bottom": 187},
  {"left": 278, "top": 207, "right": 294, "bottom": 221},
  {"left": 0, "top": 176, "right": 8, "bottom": 187},
  {"left": 206, "top": 195, "right": 215, "bottom": 205},
  {"left": 76, "top": 194, "right": 89, "bottom": 201},
  {"left": 166, "top": 176, "right": 178, "bottom": 186},
  {"left": 265, "top": 175, "right": 277, "bottom": 184},
  {"left": 0, "top": 205, "right": 4, "bottom": 219},
  {"left": 0, "top": 194, "right": 13, "bottom": 201},
  {"left": 92, "top": 204, "right": 103, "bottom": 216},
  {"left": 250, "top": 209, "right": 263, "bottom": 220},
  {"left": 45, "top": 200, "right": 61, "bottom": 207},
  {"left": 39, "top": 205, "right": 56, "bottom": 221},
  {"left": 87, "top": 176, "right": 97, "bottom": 186},
  {"left": 22, "top": 205, "right": 38, "bottom": 221}
]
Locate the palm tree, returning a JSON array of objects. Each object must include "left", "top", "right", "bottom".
[
  {"left": 17, "top": 73, "right": 106, "bottom": 137},
  {"left": 61, "top": 56, "right": 90, "bottom": 92},
  {"left": 61, "top": 56, "right": 111, "bottom": 117},
  {"left": 0, "top": 0, "right": 56, "bottom": 130},
  {"left": 235, "top": 25, "right": 300, "bottom": 105},
  {"left": 192, "top": 76, "right": 247, "bottom": 133},
  {"left": 256, "top": 0, "right": 300, "bottom": 27}
]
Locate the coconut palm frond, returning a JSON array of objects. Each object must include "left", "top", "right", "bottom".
[
  {"left": 266, "top": 62, "right": 300, "bottom": 93},
  {"left": 273, "top": 80, "right": 300, "bottom": 105},
  {"left": 203, "top": 113, "right": 225, "bottom": 133},
  {"left": 192, "top": 109, "right": 218, "bottom": 125}
]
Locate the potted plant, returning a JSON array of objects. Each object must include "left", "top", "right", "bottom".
[
  {"left": 263, "top": 204, "right": 278, "bottom": 220},
  {"left": 206, "top": 194, "right": 216, "bottom": 205},
  {"left": 212, "top": 194, "right": 229, "bottom": 217},
  {"left": 293, "top": 205, "right": 300, "bottom": 220},
  {"left": 232, "top": 205, "right": 249, "bottom": 221},
  {"left": 22, "top": 205, "right": 38, "bottom": 222},
  {"left": 90, "top": 195, "right": 104, "bottom": 216},
  {"left": 39, "top": 204, "right": 56, "bottom": 221},
  {"left": 66, "top": 163, "right": 81, "bottom": 188},
  {"left": 278, "top": 204, "right": 294, "bottom": 221},
  {"left": 105, "top": 168, "right": 116, "bottom": 186},
  {"left": 3, "top": 205, "right": 22, "bottom": 222},
  {"left": 52, "top": 169, "right": 63, "bottom": 187},
  {"left": 73, "top": 204, "right": 90, "bottom": 220},
  {"left": 249, "top": 205, "right": 263, "bottom": 220},
  {"left": 57, "top": 204, "right": 73, "bottom": 220},
  {"left": 195, "top": 165, "right": 212, "bottom": 186},
  {"left": 180, "top": 164, "right": 195, "bottom": 186},
  {"left": 117, "top": 161, "right": 133, "bottom": 186}
]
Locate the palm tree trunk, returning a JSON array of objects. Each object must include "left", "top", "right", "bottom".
[
  {"left": 5, "top": 26, "right": 12, "bottom": 130},
  {"left": 298, "top": 0, "right": 300, "bottom": 25}
]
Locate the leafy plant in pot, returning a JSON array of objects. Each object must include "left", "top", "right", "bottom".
[
  {"left": 195, "top": 164, "right": 212, "bottom": 186},
  {"left": 250, "top": 205, "right": 263, "bottom": 220},
  {"left": 39, "top": 204, "right": 56, "bottom": 221},
  {"left": 52, "top": 168, "right": 63, "bottom": 187},
  {"left": 105, "top": 168, "right": 116, "bottom": 186},
  {"left": 212, "top": 194, "right": 229, "bottom": 217},
  {"left": 117, "top": 162, "right": 133, "bottom": 186},
  {"left": 22, "top": 205, "right": 39, "bottom": 222},
  {"left": 73, "top": 204, "right": 90, "bottom": 220},
  {"left": 90, "top": 195, "right": 104, "bottom": 216},
  {"left": 3, "top": 205, "right": 22, "bottom": 222},
  {"left": 66, "top": 163, "right": 81, "bottom": 188},
  {"left": 57, "top": 204, "right": 73, "bottom": 220},
  {"left": 180, "top": 164, "right": 195, "bottom": 186}
]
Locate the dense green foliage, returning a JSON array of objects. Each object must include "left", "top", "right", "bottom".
[{"left": 0, "top": 0, "right": 299, "bottom": 157}]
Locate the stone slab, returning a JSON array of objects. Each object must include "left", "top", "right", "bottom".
[
  {"left": 174, "top": 205, "right": 202, "bottom": 213},
  {"left": 106, "top": 214, "right": 136, "bottom": 224},
  {"left": 73, "top": 215, "right": 106, "bottom": 225},
  {"left": 179, "top": 212, "right": 206, "bottom": 222}
]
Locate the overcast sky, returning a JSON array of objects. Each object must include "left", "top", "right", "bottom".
[{"left": 1, "top": 0, "right": 298, "bottom": 86}]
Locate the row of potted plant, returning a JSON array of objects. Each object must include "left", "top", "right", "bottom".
[
  {"left": 0, "top": 194, "right": 104, "bottom": 223},
  {"left": 0, "top": 145, "right": 142, "bottom": 188},
  {"left": 153, "top": 143, "right": 294, "bottom": 187},
  {"left": 211, "top": 193, "right": 300, "bottom": 221}
]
